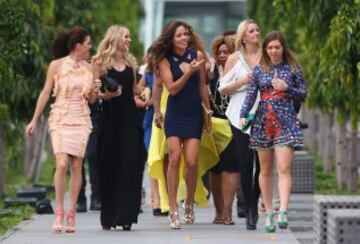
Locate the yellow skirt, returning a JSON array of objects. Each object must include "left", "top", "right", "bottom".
[{"left": 147, "top": 87, "right": 232, "bottom": 212}]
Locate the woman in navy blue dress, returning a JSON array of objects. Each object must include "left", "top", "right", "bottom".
[
  {"left": 240, "top": 31, "right": 306, "bottom": 233},
  {"left": 151, "top": 20, "right": 211, "bottom": 229}
]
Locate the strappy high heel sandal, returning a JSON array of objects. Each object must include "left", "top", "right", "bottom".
[
  {"left": 52, "top": 209, "right": 64, "bottom": 233},
  {"left": 265, "top": 213, "right": 276, "bottom": 233},
  {"left": 169, "top": 211, "right": 181, "bottom": 229},
  {"left": 223, "top": 218, "right": 235, "bottom": 225},
  {"left": 278, "top": 210, "right": 288, "bottom": 230},
  {"left": 212, "top": 216, "right": 224, "bottom": 224},
  {"left": 122, "top": 224, "right": 132, "bottom": 231},
  {"left": 65, "top": 210, "right": 76, "bottom": 233},
  {"left": 184, "top": 205, "right": 195, "bottom": 225}
]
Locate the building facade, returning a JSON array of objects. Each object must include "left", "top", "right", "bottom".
[{"left": 141, "top": 0, "right": 246, "bottom": 52}]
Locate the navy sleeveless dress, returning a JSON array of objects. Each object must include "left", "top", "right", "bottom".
[{"left": 164, "top": 48, "right": 203, "bottom": 139}]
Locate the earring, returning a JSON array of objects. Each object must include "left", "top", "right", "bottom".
[{"left": 243, "top": 39, "right": 246, "bottom": 44}]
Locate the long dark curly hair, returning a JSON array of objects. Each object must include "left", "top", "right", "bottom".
[{"left": 148, "top": 20, "right": 207, "bottom": 71}]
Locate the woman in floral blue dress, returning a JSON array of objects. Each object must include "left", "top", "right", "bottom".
[{"left": 240, "top": 31, "right": 306, "bottom": 233}]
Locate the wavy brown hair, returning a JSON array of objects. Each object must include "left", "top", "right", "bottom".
[
  {"left": 52, "top": 26, "right": 89, "bottom": 60},
  {"left": 260, "top": 31, "right": 300, "bottom": 73},
  {"left": 149, "top": 20, "right": 207, "bottom": 70},
  {"left": 211, "top": 35, "right": 235, "bottom": 65}
]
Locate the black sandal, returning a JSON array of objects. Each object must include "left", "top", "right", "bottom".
[
  {"left": 122, "top": 224, "right": 132, "bottom": 231},
  {"left": 153, "top": 208, "right": 162, "bottom": 216}
]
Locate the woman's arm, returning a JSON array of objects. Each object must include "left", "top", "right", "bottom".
[
  {"left": 198, "top": 51, "right": 210, "bottom": 110},
  {"left": 152, "top": 73, "right": 164, "bottom": 128},
  {"left": 88, "top": 78, "right": 101, "bottom": 104},
  {"left": 133, "top": 72, "right": 146, "bottom": 96},
  {"left": 219, "top": 53, "right": 250, "bottom": 95},
  {"left": 26, "top": 60, "right": 59, "bottom": 135},
  {"left": 93, "top": 61, "right": 121, "bottom": 101},
  {"left": 239, "top": 66, "right": 260, "bottom": 119},
  {"left": 287, "top": 68, "right": 307, "bottom": 102},
  {"left": 159, "top": 58, "right": 203, "bottom": 96}
]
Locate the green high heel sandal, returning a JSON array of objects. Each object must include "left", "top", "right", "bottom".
[
  {"left": 278, "top": 211, "right": 288, "bottom": 229},
  {"left": 265, "top": 213, "right": 276, "bottom": 233}
]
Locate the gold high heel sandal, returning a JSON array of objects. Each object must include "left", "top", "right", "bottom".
[
  {"left": 184, "top": 205, "right": 195, "bottom": 225},
  {"left": 65, "top": 210, "right": 76, "bottom": 233},
  {"left": 169, "top": 211, "right": 181, "bottom": 229},
  {"left": 52, "top": 209, "right": 64, "bottom": 234}
]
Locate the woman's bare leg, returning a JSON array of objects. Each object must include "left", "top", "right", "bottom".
[
  {"left": 210, "top": 172, "right": 223, "bottom": 220},
  {"left": 183, "top": 138, "right": 200, "bottom": 206},
  {"left": 257, "top": 150, "right": 274, "bottom": 214},
  {"left": 274, "top": 146, "right": 294, "bottom": 211},
  {"left": 221, "top": 171, "right": 239, "bottom": 222},
  {"left": 166, "top": 137, "right": 182, "bottom": 213}
]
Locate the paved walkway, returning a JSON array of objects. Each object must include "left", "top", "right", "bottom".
[{"left": 0, "top": 192, "right": 313, "bottom": 244}]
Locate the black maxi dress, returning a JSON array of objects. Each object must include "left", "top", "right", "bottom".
[{"left": 97, "top": 66, "right": 146, "bottom": 227}]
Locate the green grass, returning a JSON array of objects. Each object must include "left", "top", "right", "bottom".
[
  {"left": 0, "top": 204, "right": 34, "bottom": 236},
  {"left": 315, "top": 155, "right": 360, "bottom": 195},
  {"left": 0, "top": 154, "right": 56, "bottom": 237}
]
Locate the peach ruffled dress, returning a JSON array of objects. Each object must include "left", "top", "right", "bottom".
[{"left": 48, "top": 56, "right": 93, "bottom": 158}]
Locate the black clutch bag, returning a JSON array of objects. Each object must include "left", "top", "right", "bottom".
[{"left": 101, "top": 75, "right": 119, "bottom": 92}]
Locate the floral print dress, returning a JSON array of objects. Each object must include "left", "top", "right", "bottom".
[{"left": 240, "top": 63, "right": 307, "bottom": 149}]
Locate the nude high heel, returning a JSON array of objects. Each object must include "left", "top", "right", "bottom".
[
  {"left": 65, "top": 210, "right": 76, "bottom": 233},
  {"left": 52, "top": 209, "right": 64, "bottom": 234}
]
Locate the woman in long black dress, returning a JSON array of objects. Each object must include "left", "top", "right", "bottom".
[{"left": 92, "top": 25, "right": 147, "bottom": 231}]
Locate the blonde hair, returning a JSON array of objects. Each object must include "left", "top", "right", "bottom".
[
  {"left": 92, "top": 25, "right": 137, "bottom": 76},
  {"left": 235, "top": 19, "right": 260, "bottom": 53}
]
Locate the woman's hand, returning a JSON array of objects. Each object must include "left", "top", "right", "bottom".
[
  {"left": 93, "top": 79, "right": 101, "bottom": 93},
  {"left": 100, "top": 86, "right": 122, "bottom": 100},
  {"left": 239, "top": 117, "right": 246, "bottom": 129},
  {"left": 26, "top": 120, "right": 37, "bottom": 136},
  {"left": 241, "top": 73, "right": 252, "bottom": 85},
  {"left": 180, "top": 59, "right": 205, "bottom": 74},
  {"left": 191, "top": 59, "right": 205, "bottom": 72},
  {"left": 154, "top": 111, "right": 163, "bottom": 128},
  {"left": 140, "top": 87, "right": 151, "bottom": 104},
  {"left": 208, "top": 71, "right": 215, "bottom": 80},
  {"left": 271, "top": 69, "right": 288, "bottom": 91}
]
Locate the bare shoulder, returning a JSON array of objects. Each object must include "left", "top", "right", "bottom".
[
  {"left": 48, "top": 59, "right": 62, "bottom": 74},
  {"left": 197, "top": 51, "right": 205, "bottom": 60},
  {"left": 227, "top": 52, "right": 239, "bottom": 63},
  {"left": 159, "top": 58, "right": 170, "bottom": 68}
]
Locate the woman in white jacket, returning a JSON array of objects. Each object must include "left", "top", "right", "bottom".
[{"left": 218, "top": 19, "right": 261, "bottom": 230}]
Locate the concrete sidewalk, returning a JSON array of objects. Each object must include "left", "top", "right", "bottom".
[{"left": 0, "top": 194, "right": 312, "bottom": 244}]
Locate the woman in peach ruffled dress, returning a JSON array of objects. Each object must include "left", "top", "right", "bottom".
[{"left": 26, "top": 27, "right": 100, "bottom": 233}]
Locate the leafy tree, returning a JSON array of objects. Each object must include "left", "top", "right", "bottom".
[{"left": 0, "top": 0, "right": 144, "bottom": 195}]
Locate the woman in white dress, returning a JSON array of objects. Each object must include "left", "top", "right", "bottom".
[{"left": 218, "top": 19, "right": 261, "bottom": 230}]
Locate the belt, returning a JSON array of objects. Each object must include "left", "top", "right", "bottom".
[{"left": 260, "top": 88, "right": 290, "bottom": 101}]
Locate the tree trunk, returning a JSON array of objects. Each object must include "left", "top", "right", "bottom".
[
  {"left": 335, "top": 120, "right": 347, "bottom": 188},
  {"left": 322, "top": 113, "right": 334, "bottom": 173},
  {"left": 24, "top": 116, "right": 48, "bottom": 181},
  {"left": 304, "top": 107, "right": 318, "bottom": 155},
  {"left": 319, "top": 113, "right": 326, "bottom": 157},
  {"left": 347, "top": 124, "right": 358, "bottom": 192},
  {"left": 0, "top": 124, "right": 5, "bottom": 197}
]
